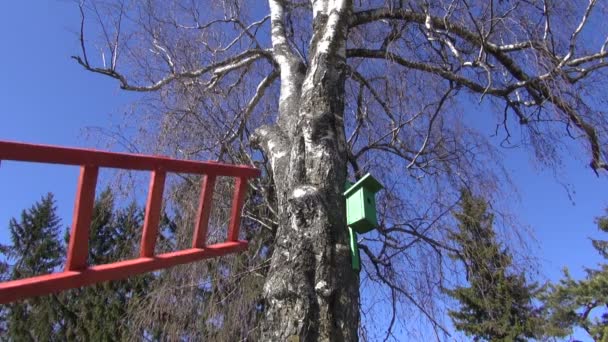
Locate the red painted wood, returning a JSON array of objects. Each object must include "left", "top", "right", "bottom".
[
  {"left": 192, "top": 175, "right": 217, "bottom": 248},
  {"left": 140, "top": 170, "right": 167, "bottom": 257},
  {"left": 0, "top": 140, "right": 259, "bottom": 178},
  {"left": 227, "top": 177, "right": 249, "bottom": 241},
  {"left": 0, "top": 241, "right": 248, "bottom": 304},
  {"left": 65, "top": 165, "right": 99, "bottom": 271},
  {"left": 0, "top": 140, "right": 259, "bottom": 304}
]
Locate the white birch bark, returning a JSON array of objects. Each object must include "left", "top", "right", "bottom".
[{"left": 256, "top": 1, "right": 359, "bottom": 340}]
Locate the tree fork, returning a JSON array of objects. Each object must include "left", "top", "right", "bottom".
[{"left": 256, "top": 2, "right": 357, "bottom": 339}]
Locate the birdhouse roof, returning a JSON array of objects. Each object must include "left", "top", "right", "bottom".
[{"left": 343, "top": 173, "right": 383, "bottom": 197}]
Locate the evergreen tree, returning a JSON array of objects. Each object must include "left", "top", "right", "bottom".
[
  {"left": 542, "top": 210, "right": 608, "bottom": 341},
  {"left": 446, "top": 189, "right": 542, "bottom": 341},
  {"left": 2, "top": 193, "right": 64, "bottom": 341},
  {"left": 59, "top": 188, "right": 154, "bottom": 340},
  {"left": 0, "top": 243, "right": 10, "bottom": 335},
  {"left": 0, "top": 189, "right": 163, "bottom": 340}
]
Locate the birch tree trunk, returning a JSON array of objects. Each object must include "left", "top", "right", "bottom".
[{"left": 253, "top": 1, "right": 359, "bottom": 340}]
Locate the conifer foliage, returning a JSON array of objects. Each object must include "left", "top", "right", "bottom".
[
  {"left": 59, "top": 188, "right": 155, "bottom": 340},
  {"left": 0, "top": 190, "right": 163, "bottom": 341},
  {"left": 7, "top": 193, "right": 64, "bottom": 277},
  {"left": 1, "top": 193, "right": 64, "bottom": 340},
  {"left": 446, "top": 190, "right": 542, "bottom": 341},
  {"left": 542, "top": 210, "right": 608, "bottom": 341}
]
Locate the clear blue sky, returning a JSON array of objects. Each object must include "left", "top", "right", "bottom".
[
  {"left": 1, "top": 1, "right": 607, "bottom": 340},
  {"left": 0, "top": 1, "right": 138, "bottom": 240}
]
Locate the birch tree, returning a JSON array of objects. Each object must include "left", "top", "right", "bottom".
[{"left": 73, "top": 0, "right": 608, "bottom": 340}]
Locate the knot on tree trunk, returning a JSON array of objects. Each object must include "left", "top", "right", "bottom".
[
  {"left": 288, "top": 185, "right": 322, "bottom": 232},
  {"left": 314, "top": 280, "right": 333, "bottom": 298},
  {"left": 291, "top": 185, "right": 319, "bottom": 200},
  {"left": 251, "top": 125, "right": 288, "bottom": 155}
]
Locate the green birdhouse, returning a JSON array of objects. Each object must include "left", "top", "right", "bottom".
[{"left": 344, "top": 173, "right": 383, "bottom": 234}]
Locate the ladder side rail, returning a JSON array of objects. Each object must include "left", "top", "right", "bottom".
[
  {"left": 0, "top": 241, "right": 248, "bottom": 304},
  {"left": 0, "top": 140, "right": 259, "bottom": 177}
]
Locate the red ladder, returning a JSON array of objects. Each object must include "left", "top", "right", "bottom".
[{"left": 0, "top": 140, "right": 259, "bottom": 304}]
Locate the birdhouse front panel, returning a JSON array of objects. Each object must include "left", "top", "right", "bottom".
[
  {"left": 344, "top": 173, "right": 383, "bottom": 234},
  {"left": 346, "top": 189, "right": 364, "bottom": 226},
  {"left": 346, "top": 188, "right": 376, "bottom": 234}
]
